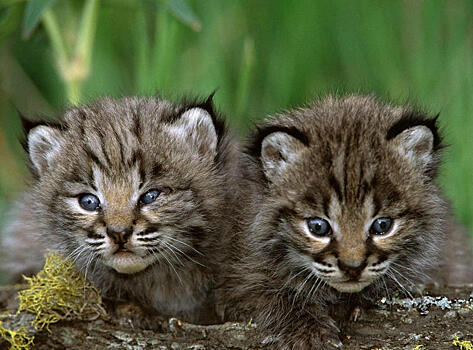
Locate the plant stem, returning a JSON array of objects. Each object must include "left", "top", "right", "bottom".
[
  {"left": 42, "top": 0, "right": 99, "bottom": 105},
  {"left": 42, "top": 9, "right": 68, "bottom": 76}
]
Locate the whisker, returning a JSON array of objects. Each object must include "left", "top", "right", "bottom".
[
  {"left": 302, "top": 273, "right": 322, "bottom": 308},
  {"left": 381, "top": 276, "right": 390, "bottom": 299},
  {"left": 163, "top": 240, "right": 206, "bottom": 268},
  {"left": 165, "top": 236, "right": 204, "bottom": 256},
  {"left": 390, "top": 265, "right": 417, "bottom": 288},
  {"left": 390, "top": 261, "right": 431, "bottom": 282},
  {"left": 293, "top": 269, "right": 315, "bottom": 305},
  {"left": 280, "top": 267, "right": 309, "bottom": 292},
  {"left": 386, "top": 269, "right": 414, "bottom": 299},
  {"left": 153, "top": 247, "right": 183, "bottom": 285},
  {"left": 161, "top": 241, "right": 185, "bottom": 267}
]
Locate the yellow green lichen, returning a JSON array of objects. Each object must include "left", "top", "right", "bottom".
[
  {"left": 0, "top": 321, "right": 34, "bottom": 350},
  {"left": 413, "top": 345, "right": 424, "bottom": 350},
  {"left": 453, "top": 337, "right": 473, "bottom": 350},
  {"left": 1, "top": 252, "right": 105, "bottom": 349},
  {"left": 17, "top": 252, "right": 105, "bottom": 331}
]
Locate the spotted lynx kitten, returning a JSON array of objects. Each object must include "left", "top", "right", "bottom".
[
  {"left": 1, "top": 96, "right": 238, "bottom": 324},
  {"left": 221, "top": 95, "right": 469, "bottom": 349}
]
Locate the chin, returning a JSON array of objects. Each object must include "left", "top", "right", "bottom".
[
  {"left": 328, "top": 280, "right": 372, "bottom": 293},
  {"left": 104, "top": 252, "right": 155, "bottom": 274}
]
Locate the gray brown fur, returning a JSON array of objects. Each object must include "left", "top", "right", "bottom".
[
  {"left": 1, "top": 96, "right": 239, "bottom": 324},
  {"left": 220, "top": 95, "right": 471, "bottom": 349}
]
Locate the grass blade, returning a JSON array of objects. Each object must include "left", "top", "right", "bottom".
[
  {"left": 22, "top": 0, "right": 57, "bottom": 39},
  {"left": 164, "top": 0, "right": 200, "bottom": 31}
]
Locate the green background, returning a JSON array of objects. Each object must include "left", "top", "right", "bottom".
[{"left": 0, "top": 0, "right": 472, "bottom": 266}]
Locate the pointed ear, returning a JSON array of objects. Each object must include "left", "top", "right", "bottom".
[
  {"left": 174, "top": 107, "right": 217, "bottom": 157},
  {"left": 393, "top": 125, "right": 435, "bottom": 168},
  {"left": 261, "top": 131, "right": 306, "bottom": 180},
  {"left": 28, "top": 125, "right": 64, "bottom": 176}
]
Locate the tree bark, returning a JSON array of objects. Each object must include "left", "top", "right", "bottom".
[{"left": 1, "top": 285, "right": 472, "bottom": 350}]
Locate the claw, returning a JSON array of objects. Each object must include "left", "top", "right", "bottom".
[
  {"left": 350, "top": 306, "right": 362, "bottom": 322},
  {"left": 327, "top": 339, "right": 344, "bottom": 348}
]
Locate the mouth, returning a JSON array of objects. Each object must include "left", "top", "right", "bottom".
[
  {"left": 327, "top": 280, "right": 372, "bottom": 293},
  {"left": 104, "top": 250, "right": 154, "bottom": 274}
]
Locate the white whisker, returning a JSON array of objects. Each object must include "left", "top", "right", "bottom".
[
  {"left": 153, "top": 247, "right": 183, "bottom": 285},
  {"left": 165, "top": 236, "right": 204, "bottom": 256},
  {"left": 387, "top": 268, "right": 414, "bottom": 299},
  {"left": 164, "top": 239, "right": 206, "bottom": 268}
]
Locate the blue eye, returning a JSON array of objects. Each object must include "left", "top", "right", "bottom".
[
  {"left": 140, "top": 189, "right": 161, "bottom": 205},
  {"left": 370, "top": 217, "right": 393, "bottom": 235},
  {"left": 307, "top": 218, "right": 331, "bottom": 237},
  {"left": 79, "top": 194, "right": 101, "bottom": 211}
]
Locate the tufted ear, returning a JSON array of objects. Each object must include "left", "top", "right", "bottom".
[
  {"left": 174, "top": 107, "right": 217, "bottom": 158},
  {"left": 28, "top": 125, "right": 64, "bottom": 176},
  {"left": 261, "top": 131, "right": 307, "bottom": 181},
  {"left": 393, "top": 125, "right": 435, "bottom": 168}
]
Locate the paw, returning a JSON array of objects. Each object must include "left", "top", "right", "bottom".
[
  {"left": 105, "top": 299, "right": 167, "bottom": 331},
  {"left": 318, "top": 326, "right": 344, "bottom": 349},
  {"left": 279, "top": 325, "right": 343, "bottom": 350},
  {"left": 349, "top": 306, "right": 363, "bottom": 322}
]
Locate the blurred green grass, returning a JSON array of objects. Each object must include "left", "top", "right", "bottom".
[{"left": 0, "top": 0, "right": 471, "bottom": 239}]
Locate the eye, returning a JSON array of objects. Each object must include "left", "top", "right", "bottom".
[
  {"left": 307, "top": 218, "right": 331, "bottom": 237},
  {"left": 79, "top": 194, "right": 101, "bottom": 211},
  {"left": 370, "top": 217, "right": 393, "bottom": 235},
  {"left": 140, "top": 189, "right": 161, "bottom": 205}
]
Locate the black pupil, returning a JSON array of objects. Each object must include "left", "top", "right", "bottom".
[
  {"left": 142, "top": 190, "right": 160, "bottom": 204},
  {"left": 372, "top": 217, "right": 392, "bottom": 234},
  {"left": 308, "top": 218, "right": 330, "bottom": 236},
  {"left": 79, "top": 194, "right": 99, "bottom": 211}
]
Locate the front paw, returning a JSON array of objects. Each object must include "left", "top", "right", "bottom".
[
  {"left": 105, "top": 299, "right": 167, "bottom": 331},
  {"left": 278, "top": 324, "right": 343, "bottom": 350}
]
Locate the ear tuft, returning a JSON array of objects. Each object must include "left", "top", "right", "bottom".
[
  {"left": 28, "top": 126, "right": 64, "bottom": 176},
  {"left": 394, "top": 125, "right": 435, "bottom": 167},
  {"left": 175, "top": 107, "right": 218, "bottom": 157},
  {"left": 261, "top": 131, "right": 306, "bottom": 181}
]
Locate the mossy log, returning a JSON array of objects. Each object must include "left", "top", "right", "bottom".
[{"left": 1, "top": 284, "right": 473, "bottom": 350}]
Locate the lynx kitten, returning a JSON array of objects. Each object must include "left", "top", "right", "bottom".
[
  {"left": 221, "top": 95, "right": 471, "bottom": 349},
  {"left": 1, "top": 96, "right": 238, "bottom": 324}
]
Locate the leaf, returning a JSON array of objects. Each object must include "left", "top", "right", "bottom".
[
  {"left": 0, "top": 3, "right": 22, "bottom": 43},
  {"left": 164, "top": 0, "right": 201, "bottom": 31},
  {"left": 22, "top": 0, "right": 57, "bottom": 39}
]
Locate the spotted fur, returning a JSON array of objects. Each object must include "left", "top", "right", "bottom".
[
  {"left": 221, "top": 95, "right": 460, "bottom": 349},
  {"left": 1, "top": 96, "right": 239, "bottom": 324}
]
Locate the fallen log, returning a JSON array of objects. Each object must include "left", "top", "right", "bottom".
[{"left": 1, "top": 284, "right": 472, "bottom": 350}]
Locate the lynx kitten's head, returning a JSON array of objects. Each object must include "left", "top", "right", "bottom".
[
  {"left": 25, "top": 97, "right": 228, "bottom": 276},
  {"left": 249, "top": 95, "right": 446, "bottom": 294}
]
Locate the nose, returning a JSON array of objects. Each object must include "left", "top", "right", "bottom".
[
  {"left": 106, "top": 226, "right": 133, "bottom": 245},
  {"left": 338, "top": 260, "right": 366, "bottom": 280}
]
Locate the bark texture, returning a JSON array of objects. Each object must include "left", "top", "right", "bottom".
[{"left": 1, "top": 285, "right": 472, "bottom": 350}]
